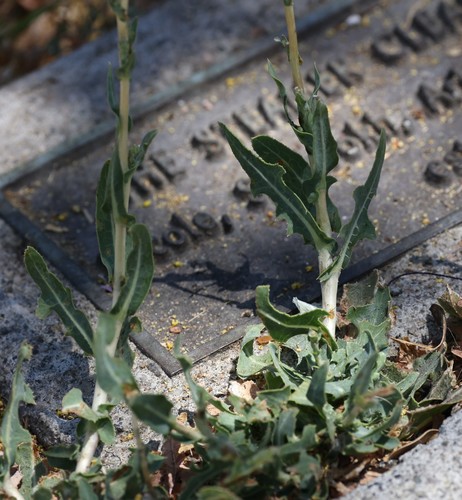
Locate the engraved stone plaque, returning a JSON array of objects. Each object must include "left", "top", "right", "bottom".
[{"left": 1, "top": 0, "right": 462, "bottom": 374}]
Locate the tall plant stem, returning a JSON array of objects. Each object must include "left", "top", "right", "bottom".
[
  {"left": 315, "top": 190, "right": 338, "bottom": 340},
  {"left": 284, "top": 0, "right": 338, "bottom": 339},
  {"left": 76, "top": 0, "right": 131, "bottom": 473},
  {"left": 283, "top": 0, "right": 305, "bottom": 94},
  {"left": 113, "top": 0, "right": 131, "bottom": 305}
]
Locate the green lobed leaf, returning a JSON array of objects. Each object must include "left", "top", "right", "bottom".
[
  {"left": 255, "top": 285, "right": 330, "bottom": 343},
  {"left": 236, "top": 324, "right": 271, "bottom": 378},
  {"left": 44, "top": 444, "right": 79, "bottom": 471},
  {"left": 307, "top": 363, "right": 328, "bottom": 411},
  {"left": 345, "top": 272, "right": 392, "bottom": 351},
  {"left": 61, "top": 389, "right": 116, "bottom": 445},
  {"left": 251, "top": 135, "right": 311, "bottom": 191},
  {"left": 17, "top": 440, "right": 34, "bottom": 497},
  {"left": 343, "top": 350, "right": 379, "bottom": 425},
  {"left": 320, "top": 130, "right": 386, "bottom": 281},
  {"left": 220, "top": 124, "right": 334, "bottom": 252},
  {"left": 112, "top": 223, "right": 154, "bottom": 317},
  {"left": 272, "top": 408, "right": 298, "bottom": 446},
  {"left": 93, "top": 312, "right": 138, "bottom": 401},
  {"left": 1, "top": 342, "right": 35, "bottom": 471},
  {"left": 130, "top": 394, "right": 175, "bottom": 435},
  {"left": 62, "top": 388, "right": 99, "bottom": 422},
  {"left": 77, "top": 477, "right": 99, "bottom": 500},
  {"left": 24, "top": 247, "right": 94, "bottom": 354},
  {"left": 175, "top": 343, "right": 230, "bottom": 415}
]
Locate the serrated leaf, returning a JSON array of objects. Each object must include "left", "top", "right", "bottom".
[
  {"left": 112, "top": 224, "right": 154, "bottom": 317},
  {"left": 221, "top": 123, "right": 333, "bottom": 252},
  {"left": 255, "top": 285, "right": 330, "bottom": 343},
  {"left": 93, "top": 312, "right": 138, "bottom": 400},
  {"left": 24, "top": 247, "right": 94, "bottom": 354},
  {"left": 251, "top": 135, "right": 311, "bottom": 189},
  {"left": 1, "top": 343, "right": 35, "bottom": 491},
  {"left": 320, "top": 130, "right": 386, "bottom": 281},
  {"left": 130, "top": 394, "right": 174, "bottom": 435}
]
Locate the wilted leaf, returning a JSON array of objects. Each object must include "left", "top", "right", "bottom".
[
  {"left": 438, "top": 286, "right": 462, "bottom": 320},
  {"left": 1, "top": 342, "right": 35, "bottom": 471},
  {"left": 228, "top": 381, "right": 258, "bottom": 404}
]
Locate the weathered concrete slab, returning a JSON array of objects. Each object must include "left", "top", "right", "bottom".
[{"left": 0, "top": 0, "right": 350, "bottom": 182}]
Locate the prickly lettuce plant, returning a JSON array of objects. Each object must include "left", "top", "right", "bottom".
[
  {"left": 2, "top": 0, "right": 168, "bottom": 497},
  {"left": 221, "top": 0, "right": 385, "bottom": 342}
]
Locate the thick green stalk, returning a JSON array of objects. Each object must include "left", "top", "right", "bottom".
[
  {"left": 314, "top": 181, "right": 338, "bottom": 340},
  {"left": 76, "top": 0, "right": 131, "bottom": 474},
  {"left": 113, "top": 0, "right": 131, "bottom": 304},
  {"left": 283, "top": 0, "right": 305, "bottom": 93},
  {"left": 284, "top": 0, "right": 338, "bottom": 339}
]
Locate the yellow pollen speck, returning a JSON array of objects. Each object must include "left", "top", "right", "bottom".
[
  {"left": 142, "top": 199, "right": 152, "bottom": 208},
  {"left": 291, "top": 282, "right": 303, "bottom": 290}
]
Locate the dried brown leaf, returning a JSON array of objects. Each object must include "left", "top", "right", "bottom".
[
  {"left": 228, "top": 380, "right": 258, "bottom": 403},
  {"left": 388, "top": 428, "right": 439, "bottom": 460}
]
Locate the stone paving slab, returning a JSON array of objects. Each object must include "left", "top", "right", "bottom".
[{"left": 0, "top": 0, "right": 344, "bottom": 183}]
